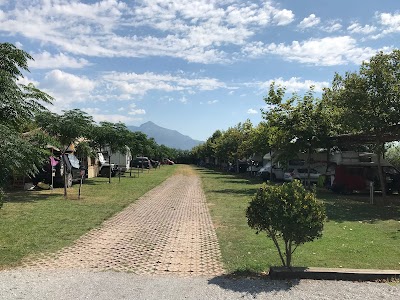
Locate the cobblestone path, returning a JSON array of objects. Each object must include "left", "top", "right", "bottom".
[{"left": 21, "top": 172, "right": 225, "bottom": 276}]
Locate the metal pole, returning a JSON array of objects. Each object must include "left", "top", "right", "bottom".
[{"left": 369, "top": 181, "right": 374, "bottom": 204}]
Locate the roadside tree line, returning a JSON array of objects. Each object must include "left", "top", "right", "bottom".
[
  {"left": 192, "top": 49, "right": 400, "bottom": 203},
  {"left": 0, "top": 42, "right": 186, "bottom": 205}
]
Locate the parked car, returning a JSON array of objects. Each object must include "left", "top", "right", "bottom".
[
  {"left": 283, "top": 168, "right": 321, "bottom": 183},
  {"left": 258, "top": 163, "right": 285, "bottom": 181},
  {"left": 97, "top": 152, "right": 119, "bottom": 177},
  {"left": 131, "top": 156, "right": 151, "bottom": 168},
  {"left": 332, "top": 164, "right": 400, "bottom": 194},
  {"left": 33, "top": 153, "right": 85, "bottom": 188},
  {"left": 163, "top": 158, "right": 174, "bottom": 165},
  {"left": 150, "top": 159, "right": 159, "bottom": 168}
]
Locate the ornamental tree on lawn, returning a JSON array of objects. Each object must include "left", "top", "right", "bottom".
[{"left": 246, "top": 181, "right": 326, "bottom": 267}]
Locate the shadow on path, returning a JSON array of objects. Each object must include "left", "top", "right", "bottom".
[{"left": 208, "top": 272, "right": 300, "bottom": 297}]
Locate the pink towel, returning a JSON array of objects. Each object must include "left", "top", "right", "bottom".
[{"left": 50, "top": 156, "right": 59, "bottom": 167}]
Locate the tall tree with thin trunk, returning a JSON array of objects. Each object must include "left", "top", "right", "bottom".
[
  {"left": 36, "top": 109, "right": 94, "bottom": 197},
  {"left": 0, "top": 42, "right": 53, "bottom": 206},
  {"left": 324, "top": 50, "right": 400, "bottom": 203}
]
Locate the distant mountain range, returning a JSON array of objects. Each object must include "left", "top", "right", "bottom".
[{"left": 127, "top": 121, "right": 203, "bottom": 150}]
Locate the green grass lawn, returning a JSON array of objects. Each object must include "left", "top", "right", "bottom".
[
  {"left": 198, "top": 167, "right": 400, "bottom": 273},
  {"left": 0, "top": 165, "right": 176, "bottom": 268}
]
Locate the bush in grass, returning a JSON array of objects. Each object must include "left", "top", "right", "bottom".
[{"left": 246, "top": 180, "right": 326, "bottom": 267}]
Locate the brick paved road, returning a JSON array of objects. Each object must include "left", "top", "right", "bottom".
[{"left": 21, "top": 172, "right": 225, "bottom": 276}]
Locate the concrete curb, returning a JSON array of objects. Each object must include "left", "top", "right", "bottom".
[{"left": 269, "top": 267, "right": 400, "bottom": 281}]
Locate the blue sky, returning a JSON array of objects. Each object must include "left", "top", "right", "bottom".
[{"left": 1, "top": 0, "right": 399, "bottom": 141}]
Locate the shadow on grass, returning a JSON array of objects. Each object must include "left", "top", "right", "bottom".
[
  {"left": 319, "top": 191, "right": 400, "bottom": 222},
  {"left": 210, "top": 188, "right": 258, "bottom": 197},
  {"left": 4, "top": 190, "right": 60, "bottom": 203},
  {"left": 208, "top": 270, "right": 299, "bottom": 297}
]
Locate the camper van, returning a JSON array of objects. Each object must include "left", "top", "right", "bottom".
[
  {"left": 109, "top": 147, "right": 131, "bottom": 173},
  {"left": 330, "top": 151, "right": 400, "bottom": 194}
]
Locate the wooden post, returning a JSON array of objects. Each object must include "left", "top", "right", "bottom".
[{"left": 78, "top": 168, "right": 85, "bottom": 200}]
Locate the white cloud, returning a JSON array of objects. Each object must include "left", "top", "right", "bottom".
[
  {"left": 102, "top": 72, "right": 226, "bottom": 96},
  {"left": 242, "top": 36, "right": 391, "bottom": 66},
  {"left": 29, "top": 51, "right": 91, "bottom": 69},
  {"left": 247, "top": 108, "right": 258, "bottom": 114},
  {"left": 322, "top": 21, "right": 342, "bottom": 33},
  {"left": 128, "top": 109, "right": 146, "bottom": 115},
  {"left": 0, "top": 0, "right": 295, "bottom": 64},
  {"left": 180, "top": 96, "right": 188, "bottom": 104},
  {"left": 127, "top": 103, "right": 146, "bottom": 115},
  {"left": 298, "top": 14, "right": 320, "bottom": 29},
  {"left": 257, "top": 77, "right": 330, "bottom": 93},
  {"left": 375, "top": 12, "right": 400, "bottom": 37},
  {"left": 41, "top": 70, "right": 96, "bottom": 104},
  {"left": 379, "top": 12, "right": 400, "bottom": 28},
  {"left": 272, "top": 9, "right": 295, "bottom": 26},
  {"left": 347, "top": 22, "right": 377, "bottom": 34},
  {"left": 81, "top": 107, "right": 101, "bottom": 115},
  {"left": 17, "top": 76, "right": 40, "bottom": 87},
  {"left": 207, "top": 100, "right": 218, "bottom": 104},
  {"left": 89, "top": 113, "right": 142, "bottom": 124}
]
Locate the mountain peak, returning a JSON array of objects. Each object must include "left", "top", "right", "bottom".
[
  {"left": 127, "top": 121, "right": 203, "bottom": 150},
  {"left": 140, "top": 121, "right": 156, "bottom": 127}
]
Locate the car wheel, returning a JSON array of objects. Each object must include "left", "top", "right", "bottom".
[
  {"left": 66, "top": 173, "right": 73, "bottom": 188},
  {"left": 262, "top": 172, "right": 270, "bottom": 181},
  {"left": 100, "top": 167, "right": 109, "bottom": 177}
]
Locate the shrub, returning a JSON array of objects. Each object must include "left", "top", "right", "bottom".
[{"left": 246, "top": 180, "right": 326, "bottom": 267}]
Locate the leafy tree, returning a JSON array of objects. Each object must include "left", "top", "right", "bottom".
[
  {"left": 91, "top": 122, "right": 132, "bottom": 182},
  {"left": 263, "top": 83, "right": 334, "bottom": 186},
  {"left": 385, "top": 143, "right": 400, "bottom": 170},
  {"left": 214, "top": 121, "right": 253, "bottom": 171},
  {"left": 0, "top": 42, "right": 53, "bottom": 206},
  {"left": 324, "top": 50, "right": 400, "bottom": 201},
  {"left": 248, "top": 122, "right": 271, "bottom": 159},
  {"left": 36, "top": 109, "right": 94, "bottom": 196},
  {"left": 246, "top": 181, "right": 326, "bottom": 267}
]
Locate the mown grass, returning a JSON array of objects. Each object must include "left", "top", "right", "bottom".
[
  {"left": 198, "top": 167, "right": 400, "bottom": 274},
  {"left": 0, "top": 165, "right": 176, "bottom": 268}
]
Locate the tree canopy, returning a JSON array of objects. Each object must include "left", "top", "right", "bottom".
[{"left": 0, "top": 42, "right": 53, "bottom": 205}]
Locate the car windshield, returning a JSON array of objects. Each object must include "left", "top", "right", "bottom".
[{"left": 67, "top": 153, "right": 80, "bottom": 169}]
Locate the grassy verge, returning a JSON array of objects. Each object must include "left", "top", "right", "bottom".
[
  {"left": 0, "top": 165, "right": 176, "bottom": 268},
  {"left": 198, "top": 167, "right": 400, "bottom": 273}
]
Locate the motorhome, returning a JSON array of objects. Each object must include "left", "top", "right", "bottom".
[
  {"left": 260, "top": 150, "right": 400, "bottom": 193},
  {"left": 100, "top": 146, "right": 132, "bottom": 173},
  {"left": 329, "top": 151, "right": 400, "bottom": 194}
]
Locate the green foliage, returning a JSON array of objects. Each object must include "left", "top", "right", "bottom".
[
  {"left": 326, "top": 50, "right": 400, "bottom": 136},
  {"left": 246, "top": 180, "right": 326, "bottom": 267},
  {"left": 324, "top": 50, "right": 400, "bottom": 201},
  {"left": 385, "top": 143, "right": 400, "bottom": 170},
  {"left": 263, "top": 83, "right": 334, "bottom": 164},
  {"left": 36, "top": 109, "right": 94, "bottom": 152},
  {"left": 192, "top": 120, "right": 255, "bottom": 167},
  {"left": 0, "top": 42, "right": 53, "bottom": 204},
  {"left": 0, "top": 43, "right": 53, "bottom": 131},
  {"left": 36, "top": 109, "right": 94, "bottom": 196}
]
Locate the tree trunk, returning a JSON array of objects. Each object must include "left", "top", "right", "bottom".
[
  {"left": 62, "top": 154, "right": 67, "bottom": 198},
  {"left": 108, "top": 155, "right": 111, "bottom": 184},
  {"left": 285, "top": 240, "right": 292, "bottom": 267},
  {"left": 307, "top": 147, "right": 311, "bottom": 189},
  {"left": 376, "top": 148, "right": 387, "bottom": 205},
  {"left": 270, "top": 150, "right": 273, "bottom": 182}
]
